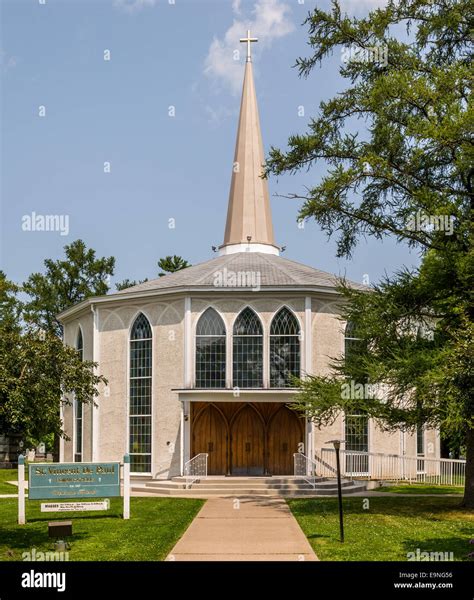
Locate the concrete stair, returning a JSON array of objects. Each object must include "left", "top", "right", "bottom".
[{"left": 131, "top": 475, "right": 367, "bottom": 497}]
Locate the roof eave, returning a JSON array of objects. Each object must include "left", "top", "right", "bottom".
[{"left": 56, "top": 284, "right": 354, "bottom": 323}]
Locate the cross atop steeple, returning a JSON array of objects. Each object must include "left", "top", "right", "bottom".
[
  {"left": 240, "top": 29, "right": 258, "bottom": 62},
  {"left": 219, "top": 31, "right": 278, "bottom": 256}
]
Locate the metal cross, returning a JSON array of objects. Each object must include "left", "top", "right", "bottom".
[{"left": 240, "top": 30, "right": 258, "bottom": 62}]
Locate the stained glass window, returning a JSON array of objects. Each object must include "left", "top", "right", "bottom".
[
  {"left": 196, "top": 308, "right": 226, "bottom": 388},
  {"left": 233, "top": 308, "right": 263, "bottom": 388},
  {"left": 270, "top": 307, "right": 300, "bottom": 387},
  {"left": 130, "top": 313, "right": 152, "bottom": 473},
  {"left": 74, "top": 329, "right": 83, "bottom": 463}
]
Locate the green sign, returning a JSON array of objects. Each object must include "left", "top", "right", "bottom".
[{"left": 28, "top": 462, "right": 120, "bottom": 500}]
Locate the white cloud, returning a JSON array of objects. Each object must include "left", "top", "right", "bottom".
[
  {"left": 232, "top": 0, "right": 242, "bottom": 15},
  {"left": 205, "top": 104, "right": 237, "bottom": 127},
  {"left": 113, "top": 0, "right": 157, "bottom": 14},
  {"left": 204, "top": 0, "right": 294, "bottom": 94}
]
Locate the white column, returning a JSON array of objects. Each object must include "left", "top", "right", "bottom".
[
  {"left": 226, "top": 325, "right": 232, "bottom": 389},
  {"left": 183, "top": 299, "right": 192, "bottom": 470},
  {"left": 304, "top": 296, "right": 312, "bottom": 377},
  {"left": 263, "top": 318, "right": 269, "bottom": 388},
  {"left": 184, "top": 297, "right": 192, "bottom": 388},
  {"left": 59, "top": 330, "right": 66, "bottom": 462},
  {"left": 59, "top": 403, "right": 65, "bottom": 463},
  {"left": 184, "top": 401, "right": 191, "bottom": 464},
  {"left": 18, "top": 455, "right": 25, "bottom": 525},
  {"left": 180, "top": 403, "right": 184, "bottom": 476},
  {"left": 304, "top": 297, "right": 313, "bottom": 458},
  {"left": 91, "top": 305, "right": 100, "bottom": 462},
  {"left": 123, "top": 454, "right": 130, "bottom": 520}
]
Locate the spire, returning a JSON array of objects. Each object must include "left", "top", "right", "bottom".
[{"left": 219, "top": 32, "right": 279, "bottom": 256}]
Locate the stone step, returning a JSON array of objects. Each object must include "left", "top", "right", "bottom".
[
  {"left": 131, "top": 484, "right": 367, "bottom": 497},
  {"left": 172, "top": 476, "right": 316, "bottom": 484},
  {"left": 169, "top": 481, "right": 354, "bottom": 490}
]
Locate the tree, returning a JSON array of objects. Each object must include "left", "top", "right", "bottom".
[
  {"left": 0, "top": 273, "right": 106, "bottom": 444},
  {"left": 157, "top": 255, "right": 191, "bottom": 277},
  {"left": 265, "top": 0, "right": 473, "bottom": 505},
  {"left": 23, "top": 240, "right": 115, "bottom": 337},
  {"left": 115, "top": 278, "right": 148, "bottom": 291}
]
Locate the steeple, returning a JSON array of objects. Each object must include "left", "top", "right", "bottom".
[{"left": 219, "top": 31, "right": 279, "bottom": 256}]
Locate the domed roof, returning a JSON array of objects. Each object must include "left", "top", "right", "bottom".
[{"left": 113, "top": 252, "right": 366, "bottom": 294}]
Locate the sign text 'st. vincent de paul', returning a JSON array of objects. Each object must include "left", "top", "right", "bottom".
[{"left": 28, "top": 463, "right": 120, "bottom": 500}]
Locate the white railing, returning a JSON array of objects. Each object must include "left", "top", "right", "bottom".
[
  {"left": 318, "top": 448, "right": 466, "bottom": 486},
  {"left": 184, "top": 453, "right": 208, "bottom": 489},
  {"left": 293, "top": 453, "right": 323, "bottom": 488}
]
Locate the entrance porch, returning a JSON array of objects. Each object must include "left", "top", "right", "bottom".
[{"left": 191, "top": 401, "right": 304, "bottom": 476}]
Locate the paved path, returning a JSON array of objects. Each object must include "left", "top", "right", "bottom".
[{"left": 167, "top": 496, "right": 318, "bottom": 561}]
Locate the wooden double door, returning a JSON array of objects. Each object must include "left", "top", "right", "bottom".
[{"left": 191, "top": 402, "right": 304, "bottom": 476}]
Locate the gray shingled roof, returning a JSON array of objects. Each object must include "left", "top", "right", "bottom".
[{"left": 113, "top": 252, "right": 365, "bottom": 294}]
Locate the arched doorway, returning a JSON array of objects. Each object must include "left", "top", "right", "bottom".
[
  {"left": 267, "top": 406, "right": 303, "bottom": 475},
  {"left": 231, "top": 405, "right": 265, "bottom": 475},
  {"left": 192, "top": 404, "right": 228, "bottom": 475}
]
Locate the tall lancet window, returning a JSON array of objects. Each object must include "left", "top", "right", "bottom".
[
  {"left": 129, "top": 313, "right": 152, "bottom": 473},
  {"left": 74, "top": 329, "right": 83, "bottom": 463},
  {"left": 270, "top": 308, "right": 300, "bottom": 387},
  {"left": 233, "top": 308, "right": 263, "bottom": 388},
  {"left": 195, "top": 308, "right": 226, "bottom": 388},
  {"left": 344, "top": 321, "right": 369, "bottom": 473}
]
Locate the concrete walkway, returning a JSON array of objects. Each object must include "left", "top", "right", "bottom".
[{"left": 167, "top": 496, "right": 318, "bottom": 561}]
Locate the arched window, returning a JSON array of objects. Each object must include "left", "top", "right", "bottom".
[
  {"left": 74, "top": 329, "right": 83, "bottom": 463},
  {"left": 195, "top": 308, "right": 226, "bottom": 388},
  {"left": 270, "top": 307, "right": 300, "bottom": 387},
  {"left": 233, "top": 308, "right": 263, "bottom": 388},
  {"left": 129, "top": 313, "right": 152, "bottom": 473}
]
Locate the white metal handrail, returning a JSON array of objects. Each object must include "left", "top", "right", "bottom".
[
  {"left": 184, "top": 453, "right": 208, "bottom": 489},
  {"left": 293, "top": 453, "right": 321, "bottom": 489},
  {"left": 319, "top": 448, "right": 466, "bottom": 486}
]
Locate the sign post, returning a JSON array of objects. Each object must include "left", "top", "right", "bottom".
[
  {"left": 123, "top": 454, "right": 130, "bottom": 520},
  {"left": 18, "top": 454, "right": 25, "bottom": 525},
  {"left": 19, "top": 461, "right": 127, "bottom": 524}
]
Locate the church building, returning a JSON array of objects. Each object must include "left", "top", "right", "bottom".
[{"left": 58, "top": 34, "right": 440, "bottom": 480}]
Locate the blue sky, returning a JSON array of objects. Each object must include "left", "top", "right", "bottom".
[{"left": 1, "top": 0, "right": 419, "bottom": 289}]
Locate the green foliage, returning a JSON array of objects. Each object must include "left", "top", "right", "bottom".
[
  {"left": 378, "top": 483, "right": 463, "bottom": 494},
  {"left": 22, "top": 240, "right": 115, "bottom": 336},
  {"left": 0, "top": 273, "right": 107, "bottom": 442},
  {"left": 288, "top": 496, "right": 473, "bottom": 561},
  {"left": 157, "top": 255, "right": 191, "bottom": 277},
  {"left": 0, "top": 497, "right": 204, "bottom": 561},
  {"left": 115, "top": 278, "right": 148, "bottom": 291},
  {"left": 265, "top": 0, "right": 474, "bottom": 505},
  {"left": 265, "top": 0, "right": 472, "bottom": 259}
]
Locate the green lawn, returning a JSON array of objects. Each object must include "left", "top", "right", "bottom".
[
  {"left": 0, "top": 496, "right": 204, "bottom": 561},
  {"left": 378, "top": 483, "right": 464, "bottom": 495},
  {"left": 288, "top": 496, "right": 474, "bottom": 561},
  {"left": 0, "top": 469, "right": 20, "bottom": 495}
]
